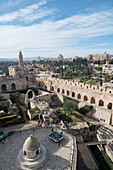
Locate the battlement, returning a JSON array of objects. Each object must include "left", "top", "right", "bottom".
[{"left": 38, "top": 77, "right": 113, "bottom": 96}]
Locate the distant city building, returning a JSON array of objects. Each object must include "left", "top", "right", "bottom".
[
  {"left": 63, "top": 58, "right": 73, "bottom": 62},
  {"left": 73, "top": 56, "right": 78, "bottom": 60},
  {"left": 102, "top": 64, "right": 113, "bottom": 74},
  {"left": 37, "top": 56, "right": 41, "bottom": 62},
  {"left": 87, "top": 51, "right": 109, "bottom": 61},
  {"left": 57, "top": 54, "right": 63, "bottom": 61}
]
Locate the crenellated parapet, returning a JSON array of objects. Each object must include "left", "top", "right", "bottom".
[{"left": 36, "top": 77, "right": 113, "bottom": 111}]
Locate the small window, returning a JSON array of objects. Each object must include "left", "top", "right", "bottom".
[
  {"left": 36, "top": 150, "right": 39, "bottom": 155},
  {"left": 24, "top": 151, "right": 27, "bottom": 156},
  {"left": 109, "top": 91, "right": 111, "bottom": 94},
  {"left": 87, "top": 86, "right": 88, "bottom": 89}
]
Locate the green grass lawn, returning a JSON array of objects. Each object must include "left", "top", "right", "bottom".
[
  {"left": 29, "top": 107, "right": 41, "bottom": 114},
  {"left": 94, "top": 67, "right": 102, "bottom": 71},
  {"left": 102, "top": 152, "right": 113, "bottom": 170},
  {"left": 57, "top": 109, "right": 83, "bottom": 122},
  {"left": 78, "top": 105, "right": 93, "bottom": 115}
]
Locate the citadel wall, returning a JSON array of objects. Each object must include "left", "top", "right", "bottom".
[
  {"left": 0, "top": 77, "right": 26, "bottom": 93},
  {"left": 36, "top": 77, "right": 113, "bottom": 125}
]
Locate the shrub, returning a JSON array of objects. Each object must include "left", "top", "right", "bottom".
[
  {"left": 10, "top": 92, "right": 21, "bottom": 103},
  {"left": 0, "top": 101, "right": 10, "bottom": 113},
  {"left": 4, "top": 117, "right": 25, "bottom": 126},
  {"left": 63, "top": 100, "right": 78, "bottom": 112},
  {"left": 29, "top": 108, "right": 41, "bottom": 114}
]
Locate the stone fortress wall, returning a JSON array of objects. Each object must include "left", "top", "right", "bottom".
[
  {"left": 0, "top": 77, "right": 26, "bottom": 93},
  {"left": 36, "top": 77, "right": 113, "bottom": 125},
  {"left": 87, "top": 51, "right": 109, "bottom": 61}
]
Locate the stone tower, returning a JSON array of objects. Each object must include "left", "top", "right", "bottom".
[{"left": 19, "top": 51, "right": 24, "bottom": 68}]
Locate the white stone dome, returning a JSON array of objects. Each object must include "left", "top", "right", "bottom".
[
  {"left": 17, "top": 134, "right": 47, "bottom": 169},
  {"left": 23, "top": 135, "right": 40, "bottom": 152}
]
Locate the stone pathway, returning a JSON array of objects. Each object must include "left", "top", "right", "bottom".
[{"left": 77, "top": 143, "right": 98, "bottom": 170}]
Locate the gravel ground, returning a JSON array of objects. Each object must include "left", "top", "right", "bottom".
[{"left": 0, "top": 127, "right": 73, "bottom": 170}]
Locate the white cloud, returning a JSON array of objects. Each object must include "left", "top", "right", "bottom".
[
  {"left": 0, "top": 0, "right": 50, "bottom": 23},
  {"left": 0, "top": 8, "right": 113, "bottom": 57},
  {"left": 7, "top": 0, "right": 24, "bottom": 7}
]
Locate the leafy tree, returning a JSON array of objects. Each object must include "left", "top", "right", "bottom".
[
  {"left": 63, "top": 100, "right": 78, "bottom": 113},
  {"left": 0, "top": 101, "right": 10, "bottom": 113},
  {"left": 29, "top": 87, "right": 39, "bottom": 95},
  {"left": 10, "top": 92, "right": 21, "bottom": 103}
]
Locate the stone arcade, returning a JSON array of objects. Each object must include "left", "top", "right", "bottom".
[{"left": 17, "top": 135, "right": 46, "bottom": 169}]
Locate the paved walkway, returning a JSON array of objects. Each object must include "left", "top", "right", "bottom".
[{"left": 0, "top": 127, "right": 73, "bottom": 170}]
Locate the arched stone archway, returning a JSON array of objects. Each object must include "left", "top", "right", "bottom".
[
  {"left": 50, "top": 86, "right": 54, "bottom": 91},
  {"left": 57, "top": 88, "right": 60, "bottom": 93},
  {"left": 11, "top": 83, "right": 16, "bottom": 91},
  {"left": 84, "top": 95, "right": 88, "bottom": 101},
  {"left": 99, "top": 100, "right": 104, "bottom": 106},
  {"left": 77, "top": 93, "right": 81, "bottom": 99},
  {"left": 72, "top": 92, "right": 75, "bottom": 97},
  {"left": 91, "top": 97, "right": 95, "bottom": 104},
  {"left": 108, "top": 103, "right": 112, "bottom": 110},
  {"left": 62, "top": 89, "right": 65, "bottom": 94},
  {"left": 67, "top": 90, "right": 69, "bottom": 96},
  {"left": 28, "top": 91, "right": 33, "bottom": 99},
  {"left": 25, "top": 89, "right": 36, "bottom": 105},
  {"left": 1, "top": 84, "right": 7, "bottom": 92}
]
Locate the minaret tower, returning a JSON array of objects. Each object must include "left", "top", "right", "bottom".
[{"left": 19, "top": 51, "right": 24, "bottom": 68}]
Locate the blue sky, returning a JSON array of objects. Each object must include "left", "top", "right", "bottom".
[{"left": 0, "top": 0, "right": 113, "bottom": 58}]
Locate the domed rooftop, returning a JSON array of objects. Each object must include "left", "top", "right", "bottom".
[{"left": 23, "top": 135, "right": 40, "bottom": 151}]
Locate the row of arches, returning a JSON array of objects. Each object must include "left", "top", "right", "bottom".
[
  {"left": 56, "top": 87, "right": 112, "bottom": 110},
  {"left": 1, "top": 83, "right": 16, "bottom": 92}
]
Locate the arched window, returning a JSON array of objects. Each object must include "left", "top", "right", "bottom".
[
  {"left": 24, "top": 151, "right": 27, "bottom": 156},
  {"left": 91, "top": 97, "right": 95, "bottom": 104},
  {"left": 26, "top": 85, "right": 29, "bottom": 89},
  {"left": 62, "top": 89, "right": 65, "bottom": 94},
  {"left": 1, "top": 84, "right": 7, "bottom": 92},
  {"left": 57, "top": 88, "right": 60, "bottom": 93},
  {"left": 50, "top": 86, "right": 54, "bottom": 91},
  {"left": 36, "top": 150, "right": 39, "bottom": 155},
  {"left": 26, "top": 76, "right": 28, "bottom": 81},
  {"left": 77, "top": 93, "right": 81, "bottom": 99},
  {"left": 108, "top": 103, "right": 112, "bottom": 110},
  {"left": 11, "top": 83, "right": 16, "bottom": 91},
  {"left": 99, "top": 100, "right": 104, "bottom": 106},
  {"left": 39, "top": 83, "right": 41, "bottom": 87},
  {"left": 67, "top": 90, "right": 69, "bottom": 96},
  {"left": 84, "top": 95, "right": 88, "bottom": 101},
  {"left": 72, "top": 92, "right": 75, "bottom": 97}
]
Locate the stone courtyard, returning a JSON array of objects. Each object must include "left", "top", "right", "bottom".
[{"left": 0, "top": 127, "right": 74, "bottom": 170}]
